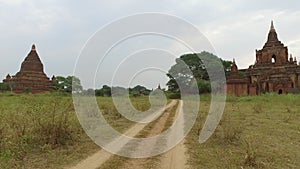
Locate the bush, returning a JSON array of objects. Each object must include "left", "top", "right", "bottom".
[{"left": 167, "top": 92, "right": 181, "bottom": 99}]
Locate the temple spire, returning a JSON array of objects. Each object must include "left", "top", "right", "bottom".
[
  {"left": 31, "top": 44, "right": 36, "bottom": 51},
  {"left": 264, "top": 20, "right": 282, "bottom": 47},
  {"left": 231, "top": 58, "right": 238, "bottom": 73},
  {"left": 270, "top": 20, "right": 275, "bottom": 31},
  {"left": 21, "top": 44, "right": 43, "bottom": 72},
  {"left": 290, "top": 54, "right": 293, "bottom": 62}
]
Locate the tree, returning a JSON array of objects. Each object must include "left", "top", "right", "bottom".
[
  {"left": 129, "top": 85, "right": 151, "bottom": 96},
  {"left": 54, "top": 76, "right": 83, "bottom": 93},
  {"left": 166, "top": 51, "right": 232, "bottom": 93},
  {"left": 95, "top": 85, "right": 112, "bottom": 97},
  {"left": 95, "top": 88, "right": 104, "bottom": 96},
  {"left": 102, "top": 85, "right": 112, "bottom": 96},
  {"left": 0, "top": 83, "right": 10, "bottom": 92}
]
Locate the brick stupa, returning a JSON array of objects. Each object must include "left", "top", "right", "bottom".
[{"left": 3, "top": 44, "right": 55, "bottom": 93}]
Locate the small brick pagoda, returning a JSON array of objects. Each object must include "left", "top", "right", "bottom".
[
  {"left": 3, "top": 44, "right": 55, "bottom": 93},
  {"left": 227, "top": 21, "right": 300, "bottom": 96}
]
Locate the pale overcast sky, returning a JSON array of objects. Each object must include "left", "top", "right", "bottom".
[{"left": 1, "top": 0, "right": 300, "bottom": 89}]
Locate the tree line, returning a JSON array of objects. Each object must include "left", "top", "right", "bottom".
[{"left": 0, "top": 51, "right": 232, "bottom": 96}]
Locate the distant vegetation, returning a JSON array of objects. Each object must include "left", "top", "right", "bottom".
[
  {"left": 166, "top": 51, "right": 232, "bottom": 97},
  {"left": 0, "top": 83, "right": 10, "bottom": 93},
  {"left": 93, "top": 85, "right": 153, "bottom": 97},
  {"left": 83, "top": 51, "right": 232, "bottom": 99},
  {"left": 54, "top": 76, "right": 83, "bottom": 93},
  {"left": 1, "top": 51, "right": 232, "bottom": 98}
]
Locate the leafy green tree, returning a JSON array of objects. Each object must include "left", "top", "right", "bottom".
[
  {"left": 102, "top": 85, "right": 112, "bottom": 96},
  {"left": 129, "top": 85, "right": 151, "bottom": 96},
  {"left": 95, "top": 88, "right": 104, "bottom": 96},
  {"left": 54, "top": 76, "right": 83, "bottom": 93},
  {"left": 166, "top": 51, "right": 232, "bottom": 93},
  {"left": 95, "top": 85, "right": 152, "bottom": 97},
  {"left": 95, "top": 85, "right": 112, "bottom": 97}
]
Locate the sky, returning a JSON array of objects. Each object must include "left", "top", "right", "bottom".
[{"left": 1, "top": 0, "right": 300, "bottom": 89}]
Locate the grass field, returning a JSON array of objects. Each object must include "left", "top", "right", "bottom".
[
  {"left": 0, "top": 93, "right": 300, "bottom": 168},
  {"left": 186, "top": 93, "right": 300, "bottom": 168},
  {"left": 0, "top": 93, "right": 148, "bottom": 169}
]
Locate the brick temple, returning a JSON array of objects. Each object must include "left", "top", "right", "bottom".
[
  {"left": 227, "top": 21, "right": 300, "bottom": 96},
  {"left": 3, "top": 44, "right": 55, "bottom": 93}
]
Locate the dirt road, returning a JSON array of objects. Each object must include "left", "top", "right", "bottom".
[
  {"left": 67, "top": 100, "right": 188, "bottom": 169},
  {"left": 160, "top": 100, "right": 187, "bottom": 169}
]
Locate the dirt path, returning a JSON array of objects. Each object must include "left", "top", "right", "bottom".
[
  {"left": 105, "top": 100, "right": 189, "bottom": 169},
  {"left": 159, "top": 100, "right": 188, "bottom": 169},
  {"left": 67, "top": 100, "right": 178, "bottom": 169},
  {"left": 120, "top": 100, "right": 179, "bottom": 169},
  {"left": 160, "top": 140, "right": 187, "bottom": 169}
]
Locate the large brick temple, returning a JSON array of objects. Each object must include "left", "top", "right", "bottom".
[
  {"left": 3, "top": 44, "right": 55, "bottom": 93},
  {"left": 227, "top": 21, "right": 300, "bottom": 96}
]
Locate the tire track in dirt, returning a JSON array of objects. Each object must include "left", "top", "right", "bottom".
[
  {"left": 67, "top": 100, "right": 178, "bottom": 169},
  {"left": 106, "top": 100, "right": 189, "bottom": 169},
  {"left": 119, "top": 100, "right": 179, "bottom": 169},
  {"left": 159, "top": 100, "right": 188, "bottom": 169}
]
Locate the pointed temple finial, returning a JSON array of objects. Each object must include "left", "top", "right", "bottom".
[
  {"left": 51, "top": 75, "right": 56, "bottom": 81},
  {"left": 270, "top": 20, "right": 275, "bottom": 31},
  {"left": 231, "top": 58, "right": 238, "bottom": 73},
  {"left": 31, "top": 44, "right": 36, "bottom": 51},
  {"left": 264, "top": 20, "right": 280, "bottom": 47},
  {"left": 6, "top": 74, "right": 11, "bottom": 79}
]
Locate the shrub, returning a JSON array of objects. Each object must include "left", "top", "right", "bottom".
[{"left": 167, "top": 92, "right": 181, "bottom": 99}]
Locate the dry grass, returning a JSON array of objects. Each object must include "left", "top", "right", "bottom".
[
  {"left": 2, "top": 93, "right": 300, "bottom": 169},
  {"left": 186, "top": 94, "right": 300, "bottom": 169},
  {"left": 0, "top": 93, "right": 146, "bottom": 169}
]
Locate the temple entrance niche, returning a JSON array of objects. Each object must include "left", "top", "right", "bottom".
[
  {"left": 272, "top": 55, "right": 276, "bottom": 63},
  {"left": 278, "top": 89, "right": 283, "bottom": 94}
]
